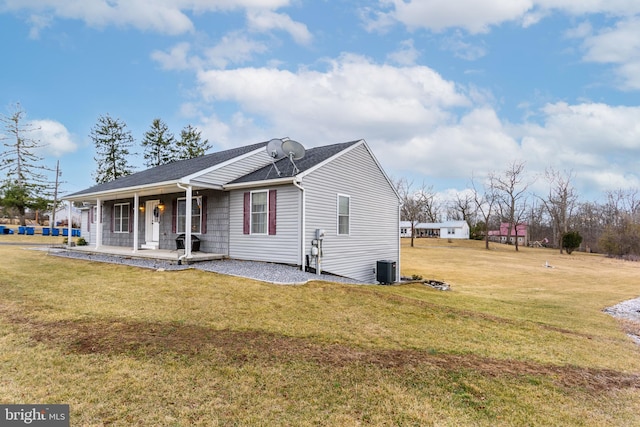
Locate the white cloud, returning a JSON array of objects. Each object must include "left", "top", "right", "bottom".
[
  {"left": 580, "top": 16, "right": 640, "bottom": 89},
  {"left": 367, "top": 0, "right": 640, "bottom": 34},
  {"left": 192, "top": 50, "right": 640, "bottom": 197},
  {"left": 441, "top": 31, "right": 487, "bottom": 60},
  {"left": 1, "top": 0, "right": 293, "bottom": 35},
  {"left": 376, "top": 0, "right": 534, "bottom": 34},
  {"left": 29, "top": 119, "right": 77, "bottom": 157},
  {"left": 387, "top": 39, "right": 420, "bottom": 65},
  {"left": 151, "top": 42, "right": 198, "bottom": 71},
  {"left": 246, "top": 9, "right": 312, "bottom": 45},
  {"left": 196, "top": 53, "right": 470, "bottom": 145},
  {"left": 152, "top": 34, "right": 269, "bottom": 71},
  {"left": 204, "top": 32, "right": 270, "bottom": 68}
]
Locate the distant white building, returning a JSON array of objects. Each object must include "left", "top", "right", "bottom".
[
  {"left": 400, "top": 220, "right": 469, "bottom": 239},
  {"left": 47, "top": 205, "right": 81, "bottom": 227}
]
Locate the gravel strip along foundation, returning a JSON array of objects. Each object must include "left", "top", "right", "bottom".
[{"left": 49, "top": 249, "right": 364, "bottom": 285}]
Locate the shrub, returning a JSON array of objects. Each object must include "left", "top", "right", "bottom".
[
  {"left": 562, "top": 231, "right": 583, "bottom": 254},
  {"left": 77, "top": 237, "right": 88, "bottom": 246}
]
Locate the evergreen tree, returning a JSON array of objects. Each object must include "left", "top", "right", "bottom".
[
  {"left": 562, "top": 231, "right": 583, "bottom": 255},
  {"left": 176, "top": 124, "right": 211, "bottom": 160},
  {"left": 0, "top": 103, "right": 53, "bottom": 226},
  {"left": 141, "top": 118, "right": 177, "bottom": 167},
  {"left": 90, "top": 114, "right": 135, "bottom": 184}
]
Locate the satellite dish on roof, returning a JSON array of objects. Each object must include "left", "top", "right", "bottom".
[
  {"left": 282, "top": 139, "right": 306, "bottom": 160},
  {"left": 266, "top": 138, "right": 286, "bottom": 159}
]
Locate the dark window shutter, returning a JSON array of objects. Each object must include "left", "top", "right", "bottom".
[
  {"left": 243, "top": 192, "right": 250, "bottom": 235},
  {"left": 110, "top": 205, "right": 114, "bottom": 233},
  {"left": 129, "top": 204, "right": 134, "bottom": 233},
  {"left": 88, "top": 208, "right": 92, "bottom": 232},
  {"left": 201, "top": 196, "right": 207, "bottom": 234},
  {"left": 268, "top": 189, "right": 277, "bottom": 235},
  {"left": 172, "top": 199, "right": 177, "bottom": 233}
]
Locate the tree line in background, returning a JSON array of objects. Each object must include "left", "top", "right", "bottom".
[
  {"left": 0, "top": 105, "right": 212, "bottom": 225},
  {"left": 397, "top": 160, "right": 640, "bottom": 260},
  {"left": 91, "top": 114, "right": 211, "bottom": 184}
]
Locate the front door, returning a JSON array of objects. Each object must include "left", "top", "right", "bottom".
[{"left": 145, "top": 200, "right": 160, "bottom": 247}]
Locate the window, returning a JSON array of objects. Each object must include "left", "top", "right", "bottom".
[
  {"left": 448, "top": 228, "right": 455, "bottom": 235},
  {"left": 177, "top": 196, "right": 202, "bottom": 234},
  {"left": 113, "top": 203, "right": 130, "bottom": 233},
  {"left": 91, "top": 206, "right": 97, "bottom": 223},
  {"left": 337, "top": 194, "right": 350, "bottom": 235},
  {"left": 243, "top": 190, "right": 276, "bottom": 235},
  {"left": 251, "top": 191, "right": 268, "bottom": 234}
]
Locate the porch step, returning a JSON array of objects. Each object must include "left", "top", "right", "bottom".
[{"left": 141, "top": 243, "right": 159, "bottom": 250}]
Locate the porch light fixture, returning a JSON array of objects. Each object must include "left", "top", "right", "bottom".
[
  {"left": 158, "top": 201, "right": 165, "bottom": 212},
  {"left": 139, "top": 205, "right": 145, "bottom": 212}
]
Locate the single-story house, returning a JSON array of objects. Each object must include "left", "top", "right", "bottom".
[
  {"left": 65, "top": 139, "right": 401, "bottom": 283},
  {"left": 488, "top": 223, "right": 529, "bottom": 246},
  {"left": 400, "top": 220, "right": 469, "bottom": 239}
]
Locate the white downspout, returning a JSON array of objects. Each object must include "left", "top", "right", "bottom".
[
  {"left": 132, "top": 192, "right": 139, "bottom": 253},
  {"left": 293, "top": 179, "right": 305, "bottom": 271},
  {"left": 95, "top": 198, "right": 102, "bottom": 249},
  {"left": 176, "top": 183, "right": 192, "bottom": 263}
]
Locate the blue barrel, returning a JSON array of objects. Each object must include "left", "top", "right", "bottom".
[
  {"left": 62, "top": 229, "right": 69, "bottom": 236},
  {"left": 18, "top": 226, "right": 26, "bottom": 234},
  {"left": 26, "top": 227, "right": 35, "bottom": 235},
  {"left": 51, "top": 228, "right": 60, "bottom": 236},
  {"left": 42, "top": 227, "right": 50, "bottom": 236}
]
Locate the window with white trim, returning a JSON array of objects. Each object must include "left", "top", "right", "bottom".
[
  {"left": 448, "top": 228, "right": 455, "bottom": 235},
  {"left": 251, "top": 191, "right": 268, "bottom": 234},
  {"left": 337, "top": 194, "right": 350, "bottom": 235},
  {"left": 177, "top": 196, "right": 202, "bottom": 234},
  {"left": 113, "top": 203, "right": 130, "bottom": 233},
  {"left": 91, "top": 206, "right": 97, "bottom": 223}
]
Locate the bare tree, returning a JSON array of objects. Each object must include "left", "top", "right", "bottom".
[
  {"left": 447, "top": 191, "right": 476, "bottom": 225},
  {"left": 471, "top": 173, "right": 498, "bottom": 250},
  {"left": 395, "top": 178, "right": 431, "bottom": 247},
  {"left": 490, "top": 161, "right": 532, "bottom": 251},
  {"left": 540, "top": 168, "right": 579, "bottom": 253}
]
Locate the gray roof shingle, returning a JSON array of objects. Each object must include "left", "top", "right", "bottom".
[
  {"left": 67, "top": 141, "right": 267, "bottom": 197},
  {"left": 67, "top": 140, "right": 361, "bottom": 197},
  {"left": 230, "top": 140, "right": 360, "bottom": 184}
]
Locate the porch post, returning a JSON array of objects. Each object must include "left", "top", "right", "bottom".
[
  {"left": 133, "top": 193, "right": 139, "bottom": 253},
  {"left": 95, "top": 198, "right": 102, "bottom": 249},
  {"left": 185, "top": 185, "right": 193, "bottom": 259},
  {"left": 67, "top": 201, "right": 73, "bottom": 249}
]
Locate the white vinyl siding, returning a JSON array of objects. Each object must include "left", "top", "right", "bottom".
[
  {"left": 302, "top": 143, "right": 400, "bottom": 283},
  {"left": 229, "top": 185, "right": 300, "bottom": 264},
  {"left": 113, "top": 203, "right": 129, "bottom": 233},
  {"left": 192, "top": 151, "right": 274, "bottom": 186}
]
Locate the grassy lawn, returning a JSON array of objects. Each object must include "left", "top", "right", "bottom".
[{"left": 1, "top": 238, "right": 639, "bottom": 426}]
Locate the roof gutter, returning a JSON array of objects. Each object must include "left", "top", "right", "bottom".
[{"left": 223, "top": 176, "right": 298, "bottom": 191}]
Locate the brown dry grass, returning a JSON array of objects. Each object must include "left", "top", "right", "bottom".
[{"left": 1, "top": 238, "right": 639, "bottom": 425}]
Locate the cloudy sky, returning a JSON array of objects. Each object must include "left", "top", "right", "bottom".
[{"left": 1, "top": 0, "right": 639, "bottom": 201}]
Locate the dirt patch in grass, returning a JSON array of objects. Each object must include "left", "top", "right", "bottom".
[{"left": 2, "top": 305, "right": 638, "bottom": 393}]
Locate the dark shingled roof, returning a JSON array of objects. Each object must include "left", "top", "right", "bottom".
[
  {"left": 67, "top": 141, "right": 268, "bottom": 197},
  {"left": 230, "top": 140, "right": 361, "bottom": 184}
]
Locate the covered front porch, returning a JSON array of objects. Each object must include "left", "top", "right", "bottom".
[{"left": 69, "top": 244, "right": 225, "bottom": 264}]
